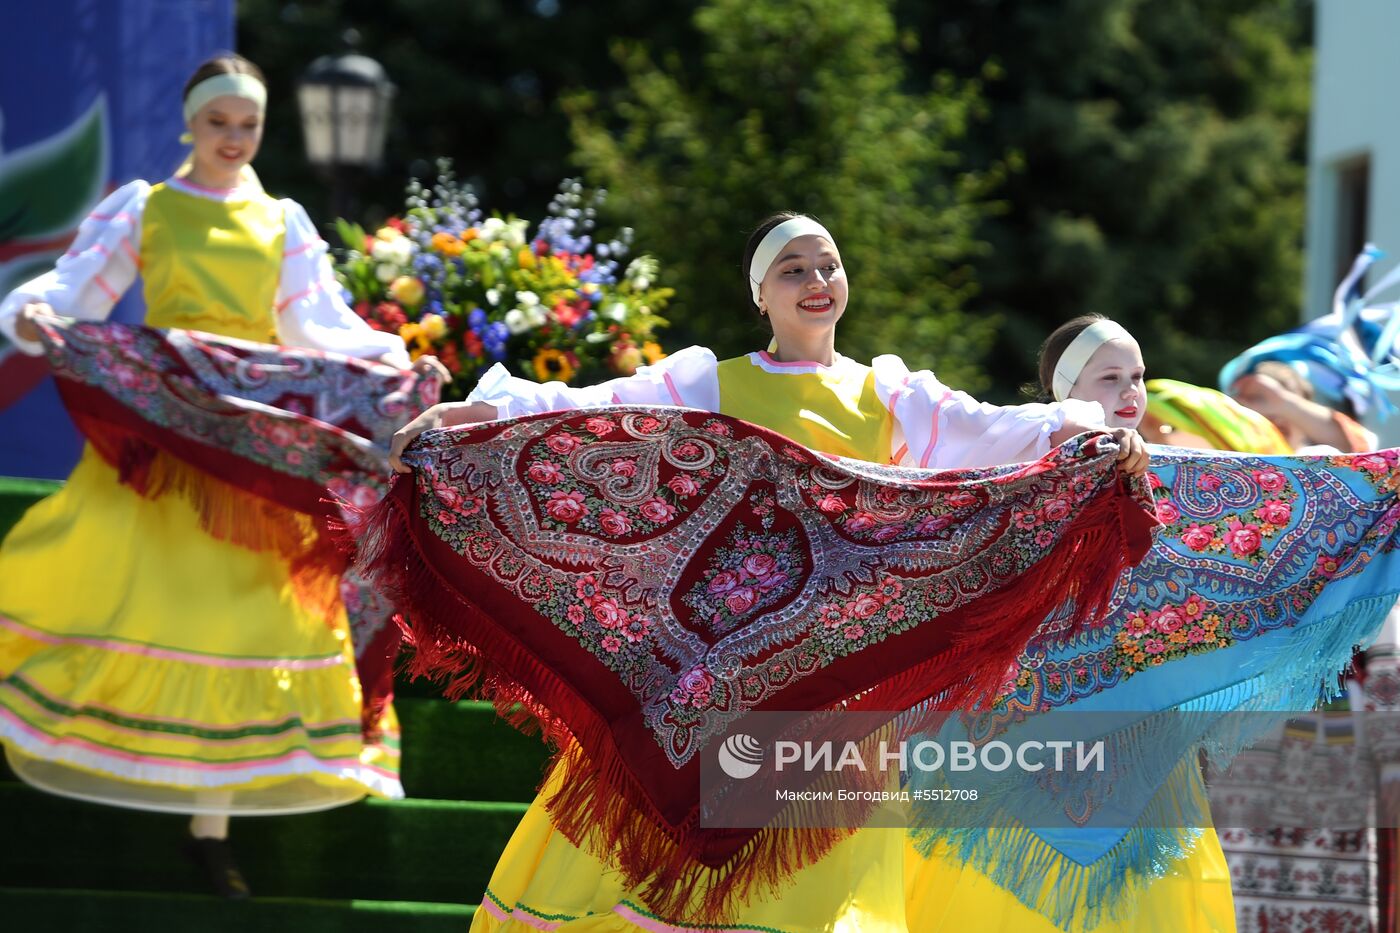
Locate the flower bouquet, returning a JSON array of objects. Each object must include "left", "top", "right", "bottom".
[{"left": 334, "top": 161, "right": 670, "bottom": 398}]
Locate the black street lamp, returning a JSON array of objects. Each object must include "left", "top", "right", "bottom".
[{"left": 297, "top": 54, "right": 395, "bottom": 222}]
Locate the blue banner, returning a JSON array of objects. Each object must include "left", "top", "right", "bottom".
[{"left": 0, "top": 0, "right": 234, "bottom": 478}]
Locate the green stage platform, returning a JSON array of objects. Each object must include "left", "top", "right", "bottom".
[{"left": 0, "top": 479, "right": 545, "bottom": 930}]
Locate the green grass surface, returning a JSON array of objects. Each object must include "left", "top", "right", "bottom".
[
  {"left": 0, "top": 888, "right": 477, "bottom": 933},
  {"left": 0, "top": 479, "right": 548, "bottom": 930}
]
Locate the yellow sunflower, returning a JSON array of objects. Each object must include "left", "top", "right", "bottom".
[{"left": 533, "top": 347, "right": 577, "bottom": 384}]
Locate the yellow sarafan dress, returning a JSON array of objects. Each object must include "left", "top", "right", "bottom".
[
  {"left": 0, "top": 175, "right": 409, "bottom": 814},
  {"left": 457, "top": 349, "right": 1230, "bottom": 930}
]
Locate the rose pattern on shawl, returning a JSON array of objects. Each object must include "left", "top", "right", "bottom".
[
  {"left": 406, "top": 409, "right": 1144, "bottom": 765},
  {"left": 903, "top": 448, "right": 1397, "bottom": 933},
  {"left": 681, "top": 524, "right": 806, "bottom": 639},
  {"left": 1003, "top": 450, "right": 1400, "bottom": 710},
  {"left": 505, "top": 414, "right": 725, "bottom": 544}
]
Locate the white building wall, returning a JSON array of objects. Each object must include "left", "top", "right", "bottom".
[{"left": 1306, "top": 0, "right": 1400, "bottom": 445}]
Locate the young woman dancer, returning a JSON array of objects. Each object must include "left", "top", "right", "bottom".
[
  {"left": 388, "top": 214, "right": 1147, "bottom": 931},
  {"left": 0, "top": 54, "right": 437, "bottom": 897}
]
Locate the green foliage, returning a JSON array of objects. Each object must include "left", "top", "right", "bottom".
[
  {"left": 563, "top": 0, "right": 1002, "bottom": 390},
  {"left": 0, "top": 95, "right": 107, "bottom": 243},
  {"left": 237, "top": 0, "right": 702, "bottom": 225},
  {"left": 897, "top": 0, "right": 1313, "bottom": 395},
  {"left": 239, "top": 0, "right": 1313, "bottom": 398}
]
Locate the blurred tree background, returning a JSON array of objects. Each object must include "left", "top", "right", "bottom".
[{"left": 239, "top": 0, "right": 1313, "bottom": 399}]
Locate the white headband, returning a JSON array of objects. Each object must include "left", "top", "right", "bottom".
[
  {"left": 183, "top": 73, "right": 266, "bottom": 124},
  {"left": 1051, "top": 319, "right": 1134, "bottom": 401},
  {"left": 748, "top": 217, "right": 838, "bottom": 304}
]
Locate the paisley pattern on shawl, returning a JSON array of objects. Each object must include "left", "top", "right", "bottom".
[
  {"left": 909, "top": 446, "right": 1400, "bottom": 930},
  {"left": 32, "top": 316, "right": 440, "bottom": 729},
  {"left": 354, "top": 406, "right": 1159, "bottom": 921}
]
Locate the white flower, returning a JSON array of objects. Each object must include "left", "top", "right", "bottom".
[
  {"left": 516, "top": 290, "right": 540, "bottom": 307},
  {"left": 478, "top": 217, "right": 507, "bottom": 243},
  {"left": 604, "top": 302, "right": 629, "bottom": 322},
  {"left": 503, "top": 308, "right": 531, "bottom": 335},
  {"left": 524, "top": 303, "right": 549, "bottom": 328},
  {"left": 505, "top": 218, "right": 530, "bottom": 249},
  {"left": 388, "top": 238, "right": 414, "bottom": 266},
  {"left": 375, "top": 263, "right": 400, "bottom": 283},
  {"left": 486, "top": 288, "right": 501, "bottom": 307},
  {"left": 370, "top": 239, "right": 396, "bottom": 262},
  {"left": 626, "top": 256, "right": 658, "bottom": 291}
]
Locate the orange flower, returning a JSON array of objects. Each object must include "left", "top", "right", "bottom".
[
  {"left": 641, "top": 341, "right": 665, "bottom": 364},
  {"left": 432, "top": 232, "right": 466, "bottom": 257}
]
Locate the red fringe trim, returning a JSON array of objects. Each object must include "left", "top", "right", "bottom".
[
  {"left": 355, "top": 469, "right": 1155, "bottom": 921},
  {"left": 72, "top": 412, "right": 348, "bottom": 624},
  {"left": 353, "top": 613, "right": 403, "bottom": 741},
  {"left": 48, "top": 343, "right": 404, "bottom": 742}
]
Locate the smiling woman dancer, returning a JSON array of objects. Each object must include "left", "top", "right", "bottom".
[
  {"left": 388, "top": 212, "right": 1147, "bottom": 931},
  {"left": 0, "top": 54, "right": 437, "bottom": 898}
]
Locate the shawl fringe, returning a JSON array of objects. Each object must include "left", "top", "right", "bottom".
[
  {"left": 917, "top": 590, "right": 1400, "bottom": 930},
  {"left": 355, "top": 466, "right": 1151, "bottom": 922},
  {"left": 74, "top": 412, "right": 348, "bottom": 622}
]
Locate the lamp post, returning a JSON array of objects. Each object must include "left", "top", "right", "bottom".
[{"left": 296, "top": 54, "right": 395, "bottom": 224}]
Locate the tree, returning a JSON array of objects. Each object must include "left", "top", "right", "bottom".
[
  {"left": 564, "top": 0, "right": 1002, "bottom": 390},
  {"left": 897, "top": 0, "right": 1313, "bottom": 395},
  {"left": 237, "top": 0, "right": 700, "bottom": 225}
]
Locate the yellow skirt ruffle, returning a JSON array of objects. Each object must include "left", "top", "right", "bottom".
[
  {"left": 472, "top": 762, "right": 909, "bottom": 933},
  {"left": 0, "top": 446, "right": 401, "bottom": 814},
  {"left": 472, "top": 768, "right": 1234, "bottom": 932}
]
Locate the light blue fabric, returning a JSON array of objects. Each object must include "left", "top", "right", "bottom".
[
  {"left": 908, "top": 445, "right": 1400, "bottom": 929},
  {"left": 1219, "top": 244, "right": 1400, "bottom": 420}
]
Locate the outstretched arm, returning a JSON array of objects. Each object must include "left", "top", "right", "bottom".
[
  {"left": 875, "top": 355, "right": 1148, "bottom": 474},
  {"left": 390, "top": 345, "right": 721, "bottom": 472},
  {"left": 0, "top": 181, "right": 149, "bottom": 354}
]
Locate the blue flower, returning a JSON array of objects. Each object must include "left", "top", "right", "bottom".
[
  {"left": 483, "top": 321, "right": 510, "bottom": 360},
  {"left": 578, "top": 267, "right": 616, "bottom": 286},
  {"left": 468, "top": 307, "right": 488, "bottom": 330}
]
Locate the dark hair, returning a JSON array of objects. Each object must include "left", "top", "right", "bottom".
[
  {"left": 1032, "top": 314, "right": 1109, "bottom": 400},
  {"left": 183, "top": 53, "right": 265, "bottom": 102},
  {"left": 742, "top": 211, "right": 816, "bottom": 328}
]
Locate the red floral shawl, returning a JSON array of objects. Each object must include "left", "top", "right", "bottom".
[
  {"left": 356, "top": 406, "right": 1159, "bottom": 917},
  {"left": 33, "top": 317, "right": 439, "bottom": 730}
]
